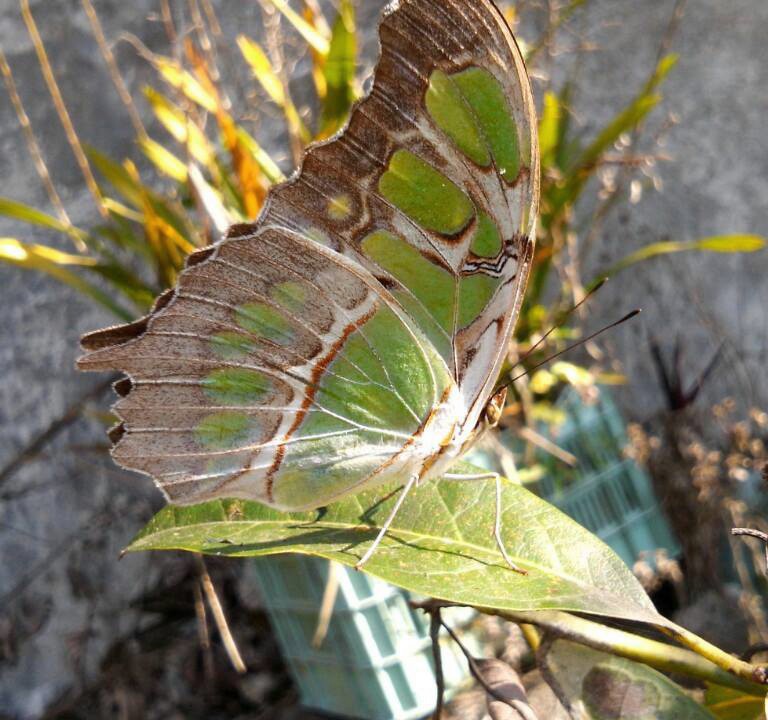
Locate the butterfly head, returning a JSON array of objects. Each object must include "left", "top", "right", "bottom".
[{"left": 483, "top": 386, "right": 508, "bottom": 430}]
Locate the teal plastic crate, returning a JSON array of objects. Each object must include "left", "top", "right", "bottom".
[
  {"left": 504, "top": 388, "right": 679, "bottom": 568},
  {"left": 250, "top": 554, "right": 473, "bottom": 720},
  {"left": 541, "top": 458, "right": 678, "bottom": 567},
  {"left": 538, "top": 389, "right": 678, "bottom": 567}
]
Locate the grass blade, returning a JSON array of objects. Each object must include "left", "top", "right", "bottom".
[
  {"left": 317, "top": 0, "right": 358, "bottom": 139},
  {"left": 603, "top": 234, "right": 766, "bottom": 277},
  {"left": 265, "top": 0, "right": 330, "bottom": 55},
  {"left": 0, "top": 237, "right": 133, "bottom": 320}
]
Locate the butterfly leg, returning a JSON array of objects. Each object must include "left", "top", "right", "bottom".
[
  {"left": 443, "top": 472, "right": 528, "bottom": 575},
  {"left": 355, "top": 473, "right": 419, "bottom": 570}
]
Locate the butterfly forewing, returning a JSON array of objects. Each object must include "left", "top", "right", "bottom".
[
  {"left": 266, "top": 0, "right": 538, "bottom": 423},
  {"left": 78, "top": 0, "right": 538, "bottom": 509}
]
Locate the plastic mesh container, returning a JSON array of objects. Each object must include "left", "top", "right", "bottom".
[
  {"left": 516, "top": 388, "right": 678, "bottom": 568},
  {"left": 250, "top": 554, "right": 474, "bottom": 720}
]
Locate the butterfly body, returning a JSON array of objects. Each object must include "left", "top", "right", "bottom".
[{"left": 78, "top": 0, "right": 539, "bottom": 544}]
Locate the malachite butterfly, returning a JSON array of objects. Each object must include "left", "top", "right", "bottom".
[{"left": 78, "top": 0, "right": 539, "bottom": 568}]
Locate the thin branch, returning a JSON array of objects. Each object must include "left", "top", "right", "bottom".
[
  {"left": 517, "top": 426, "right": 578, "bottom": 467},
  {"left": 312, "top": 560, "right": 340, "bottom": 648},
  {"left": 429, "top": 608, "right": 445, "bottom": 720},
  {"left": 503, "top": 608, "right": 768, "bottom": 691},
  {"left": 200, "top": 0, "right": 222, "bottom": 37},
  {"left": 520, "top": 623, "right": 541, "bottom": 653},
  {"left": 80, "top": 0, "right": 147, "bottom": 141},
  {"left": 195, "top": 555, "right": 247, "bottom": 674},
  {"left": 535, "top": 634, "right": 575, "bottom": 718},
  {"left": 159, "top": 0, "right": 178, "bottom": 47},
  {"left": 441, "top": 619, "right": 537, "bottom": 719},
  {"left": 0, "top": 48, "right": 84, "bottom": 251},
  {"left": 20, "top": 0, "right": 109, "bottom": 220},
  {"left": 656, "top": 0, "right": 688, "bottom": 63},
  {"left": 411, "top": 602, "right": 768, "bottom": 696},
  {"left": 741, "top": 644, "right": 768, "bottom": 663},
  {"left": 732, "top": 528, "right": 768, "bottom": 573},
  {"left": 260, "top": 0, "right": 305, "bottom": 165},
  {"left": 193, "top": 580, "right": 216, "bottom": 684},
  {"left": 187, "top": 0, "right": 221, "bottom": 84}
]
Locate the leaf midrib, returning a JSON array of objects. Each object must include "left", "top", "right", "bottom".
[{"left": 130, "top": 517, "right": 650, "bottom": 603}]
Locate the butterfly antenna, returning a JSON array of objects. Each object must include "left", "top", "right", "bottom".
[
  {"left": 505, "top": 308, "right": 642, "bottom": 386},
  {"left": 517, "top": 278, "right": 608, "bottom": 367}
]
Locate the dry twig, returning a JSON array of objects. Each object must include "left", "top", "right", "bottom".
[
  {"left": 429, "top": 608, "right": 445, "bottom": 720},
  {"left": 20, "top": 0, "right": 108, "bottom": 220},
  {"left": 81, "top": 0, "right": 147, "bottom": 140},
  {"left": 195, "top": 555, "right": 247, "bottom": 674},
  {"left": 0, "top": 47, "right": 82, "bottom": 249}
]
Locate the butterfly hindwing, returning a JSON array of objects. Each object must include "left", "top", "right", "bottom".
[
  {"left": 78, "top": 0, "right": 538, "bottom": 509},
  {"left": 80, "top": 227, "right": 453, "bottom": 507}
]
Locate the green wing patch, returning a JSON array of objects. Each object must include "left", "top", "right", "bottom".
[{"left": 427, "top": 66, "right": 522, "bottom": 180}]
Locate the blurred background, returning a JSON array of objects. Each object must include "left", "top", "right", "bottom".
[{"left": 1, "top": 0, "right": 767, "bottom": 718}]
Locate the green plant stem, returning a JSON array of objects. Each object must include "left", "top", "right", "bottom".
[
  {"left": 661, "top": 622, "right": 768, "bottom": 685},
  {"left": 491, "top": 609, "right": 767, "bottom": 696}
]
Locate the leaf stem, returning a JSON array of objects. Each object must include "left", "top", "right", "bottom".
[
  {"left": 660, "top": 621, "right": 768, "bottom": 686},
  {"left": 491, "top": 609, "right": 768, "bottom": 696}
]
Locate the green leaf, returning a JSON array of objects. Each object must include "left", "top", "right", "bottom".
[
  {"left": 139, "top": 137, "right": 188, "bottom": 183},
  {"left": 549, "top": 54, "right": 678, "bottom": 215},
  {"left": 126, "top": 468, "right": 664, "bottom": 626},
  {"left": 237, "top": 36, "right": 286, "bottom": 106},
  {"left": 88, "top": 146, "right": 197, "bottom": 249},
  {"left": 547, "top": 640, "right": 716, "bottom": 719},
  {"left": 87, "top": 147, "right": 146, "bottom": 208},
  {"left": 0, "top": 197, "right": 88, "bottom": 246},
  {"left": 538, "top": 91, "right": 562, "bottom": 170},
  {"left": 706, "top": 685, "right": 765, "bottom": 720},
  {"left": 0, "top": 237, "right": 133, "bottom": 320},
  {"left": 156, "top": 56, "right": 218, "bottom": 113},
  {"left": 237, "top": 36, "right": 310, "bottom": 144},
  {"left": 86, "top": 261, "right": 156, "bottom": 311},
  {"left": 603, "top": 234, "right": 766, "bottom": 277},
  {"left": 142, "top": 88, "right": 217, "bottom": 169},
  {"left": 236, "top": 127, "right": 285, "bottom": 184},
  {"left": 318, "top": 0, "right": 358, "bottom": 138},
  {"left": 266, "top": 0, "right": 330, "bottom": 55},
  {"left": 578, "top": 54, "right": 677, "bottom": 173}
]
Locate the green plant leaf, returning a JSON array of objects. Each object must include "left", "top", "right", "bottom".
[
  {"left": 547, "top": 639, "right": 716, "bottom": 719},
  {"left": 0, "top": 197, "right": 88, "bottom": 246},
  {"left": 88, "top": 146, "right": 197, "bottom": 248},
  {"left": 706, "top": 685, "right": 765, "bottom": 720},
  {"left": 266, "top": 0, "right": 330, "bottom": 55},
  {"left": 156, "top": 56, "right": 218, "bottom": 113},
  {"left": 603, "top": 234, "right": 766, "bottom": 278},
  {"left": 139, "top": 137, "right": 188, "bottom": 183},
  {"left": 0, "top": 237, "right": 133, "bottom": 320},
  {"left": 318, "top": 0, "right": 358, "bottom": 139},
  {"left": 237, "top": 36, "right": 285, "bottom": 106},
  {"left": 142, "top": 88, "right": 217, "bottom": 169},
  {"left": 237, "top": 36, "right": 310, "bottom": 144},
  {"left": 549, "top": 54, "right": 678, "bottom": 216},
  {"left": 236, "top": 127, "right": 285, "bottom": 184},
  {"left": 126, "top": 467, "right": 665, "bottom": 626},
  {"left": 538, "top": 91, "right": 562, "bottom": 170},
  {"left": 87, "top": 147, "right": 146, "bottom": 208},
  {"left": 577, "top": 54, "right": 677, "bottom": 174}
]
